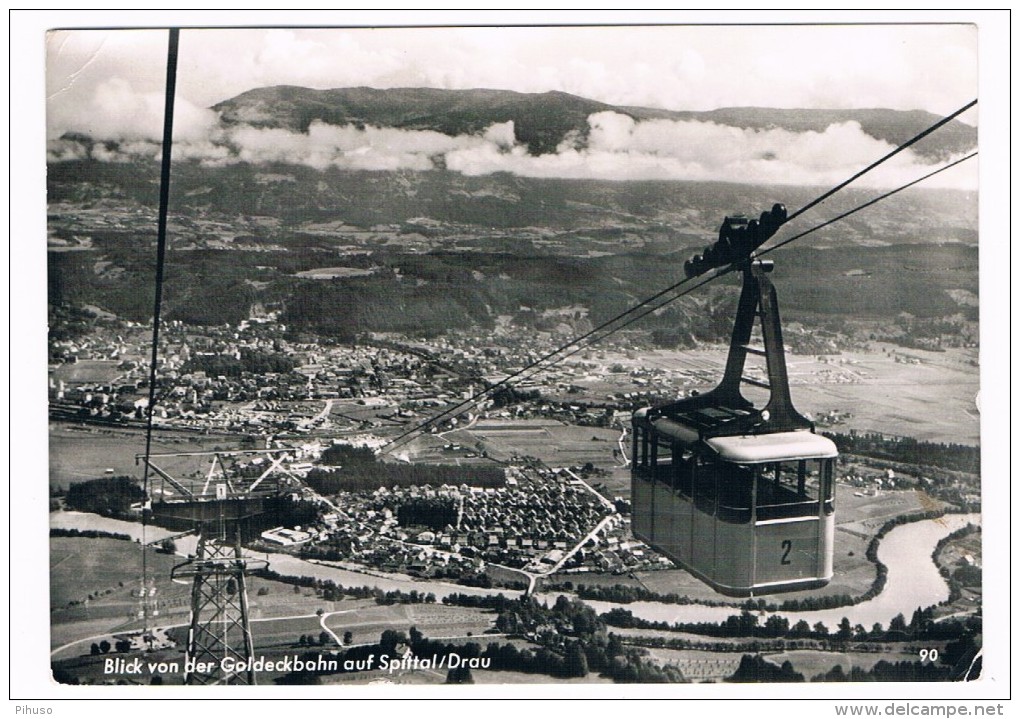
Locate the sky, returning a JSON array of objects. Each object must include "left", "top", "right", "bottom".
[
  {"left": 42, "top": 24, "right": 980, "bottom": 189},
  {"left": 46, "top": 25, "right": 977, "bottom": 121}
]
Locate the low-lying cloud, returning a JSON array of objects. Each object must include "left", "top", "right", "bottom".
[{"left": 48, "top": 96, "right": 976, "bottom": 190}]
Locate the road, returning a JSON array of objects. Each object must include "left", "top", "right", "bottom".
[
  {"left": 50, "top": 609, "right": 359, "bottom": 660},
  {"left": 298, "top": 398, "right": 334, "bottom": 431},
  {"left": 616, "top": 423, "right": 630, "bottom": 467}
]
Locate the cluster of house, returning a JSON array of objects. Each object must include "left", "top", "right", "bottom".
[
  {"left": 577, "top": 521, "right": 674, "bottom": 574},
  {"left": 294, "top": 469, "right": 686, "bottom": 579},
  {"left": 52, "top": 303, "right": 761, "bottom": 444}
]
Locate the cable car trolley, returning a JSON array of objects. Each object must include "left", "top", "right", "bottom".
[{"left": 631, "top": 205, "right": 837, "bottom": 596}]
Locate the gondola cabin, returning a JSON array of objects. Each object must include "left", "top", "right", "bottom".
[
  {"left": 631, "top": 410, "right": 836, "bottom": 596},
  {"left": 631, "top": 220, "right": 837, "bottom": 595}
]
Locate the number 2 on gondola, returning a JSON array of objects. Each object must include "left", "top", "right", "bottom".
[{"left": 780, "top": 539, "right": 792, "bottom": 565}]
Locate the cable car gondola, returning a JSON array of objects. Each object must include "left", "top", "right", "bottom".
[{"left": 631, "top": 210, "right": 837, "bottom": 596}]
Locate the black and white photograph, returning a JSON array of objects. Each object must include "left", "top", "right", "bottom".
[{"left": 9, "top": 9, "right": 1011, "bottom": 710}]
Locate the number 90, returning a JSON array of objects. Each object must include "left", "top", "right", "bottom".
[{"left": 919, "top": 648, "right": 939, "bottom": 662}]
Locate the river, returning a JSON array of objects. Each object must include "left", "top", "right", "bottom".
[
  {"left": 51, "top": 511, "right": 978, "bottom": 629},
  {"left": 566, "top": 513, "right": 980, "bottom": 630}
]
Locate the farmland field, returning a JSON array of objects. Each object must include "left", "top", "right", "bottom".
[
  {"left": 323, "top": 602, "right": 496, "bottom": 645},
  {"left": 568, "top": 344, "right": 979, "bottom": 445},
  {"left": 639, "top": 647, "right": 743, "bottom": 681},
  {"left": 50, "top": 537, "right": 181, "bottom": 611},
  {"left": 247, "top": 615, "right": 331, "bottom": 648},
  {"left": 294, "top": 266, "right": 376, "bottom": 279},
  {"left": 49, "top": 423, "right": 246, "bottom": 489},
  {"left": 464, "top": 420, "right": 623, "bottom": 468},
  {"left": 469, "top": 669, "right": 614, "bottom": 684},
  {"left": 764, "top": 649, "right": 919, "bottom": 679}
]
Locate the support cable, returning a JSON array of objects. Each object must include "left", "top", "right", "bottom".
[
  {"left": 382, "top": 148, "right": 977, "bottom": 452},
  {"left": 495, "top": 152, "right": 979, "bottom": 395},
  {"left": 784, "top": 99, "right": 976, "bottom": 223},
  {"left": 140, "top": 27, "right": 180, "bottom": 632}
]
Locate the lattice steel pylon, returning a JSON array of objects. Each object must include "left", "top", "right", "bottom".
[
  {"left": 171, "top": 511, "right": 267, "bottom": 685},
  {"left": 140, "top": 449, "right": 317, "bottom": 684}
]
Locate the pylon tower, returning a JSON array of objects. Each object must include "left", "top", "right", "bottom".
[
  {"left": 141, "top": 449, "right": 298, "bottom": 684},
  {"left": 172, "top": 524, "right": 260, "bottom": 684}
]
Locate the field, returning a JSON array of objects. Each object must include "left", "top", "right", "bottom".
[
  {"left": 787, "top": 346, "right": 979, "bottom": 445},
  {"left": 49, "top": 423, "right": 246, "bottom": 489},
  {"left": 323, "top": 602, "right": 497, "bottom": 645},
  {"left": 469, "top": 669, "right": 614, "bottom": 684},
  {"left": 247, "top": 615, "right": 331, "bottom": 648},
  {"left": 294, "top": 266, "right": 376, "bottom": 279},
  {"left": 462, "top": 419, "right": 623, "bottom": 468},
  {"left": 639, "top": 647, "right": 743, "bottom": 681},
  {"left": 567, "top": 344, "right": 979, "bottom": 445},
  {"left": 49, "top": 538, "right": 376, "bottom": 659},
  {"left": 763, "top": 649, "right": 919, "bottom": 679},
  {"left": 50, "top": 537, "right": 182, "bottom": 612},
  {"left": 932, "top": 526, "right": 982, "bottom": 618},
  {"left": 837, "top": 486, "right": 930, "bottom": 537},
  {"left": 50, "top": 360, "right": 124, "bottom": 385}
]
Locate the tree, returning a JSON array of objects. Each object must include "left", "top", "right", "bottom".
[
  {"left": 90, "top": 643, "right": 100, "bottom": 656},
  {"left": 159, "top": 538, "right": 177, "bottom": 554},
  {"left": 380, "top": 629, "right": 408, "bottom": 654},
  {"left": 409, "top": 626, "right": 424, "bottom": 650},
  {"left": 115, "top": 639, "right": 132, "bottom": 653},
  {"left": 446, "top": 666, "right": 474, "bottom": 684},
  {"left": 319, "top": 631, "right": 331, "bottom": 646},
  {"left": 837, "top": 617, "right": 853, "bottom": 641},
  {"left": 564, "top": 643, "right": 589, "bottom": 678},
  {"left": 764, "top": 615, "right": 789, "bottom": 637},
  {"left": 343, "top": 631, "right": 353, "bottom": 646},
  {"left": 99, "top": 640, "right": 111, "bottom": 654},
  {"left": 728, "top": 654, "right": 805, "bottom": 683},
  {"left": 790, "top": 620, "right": 811, "bottom": 638}
]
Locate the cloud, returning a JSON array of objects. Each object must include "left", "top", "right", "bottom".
[
  {"left": 49, "top": 103, "right": 976, "bottom": 190},
  {"left": 446, "top": 112, "right": 975, "bottom": 189},
  {"left": 44, "top": 26, "right": 977, "bottom": 186},
  {"left": 48, "top": 76, "right": 220, "bottom": 144},
  {"left": 220, "top": 121, "right": 496, "bottom": 172}
]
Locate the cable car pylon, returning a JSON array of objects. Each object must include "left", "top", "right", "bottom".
[{"left": 168, "top": 497, "right": 268, "bottom": 685}]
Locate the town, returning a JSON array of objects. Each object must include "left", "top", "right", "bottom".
[{"left": 50, "top": 305, "right": 981, "bottom": 594}]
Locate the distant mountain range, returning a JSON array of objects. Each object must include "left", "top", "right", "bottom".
[
  {"left": 212, "top": 86, "right": 976, "bottom": 159},
  {"left": 48, "top": 86, "right": 978, "bottom": 338}
]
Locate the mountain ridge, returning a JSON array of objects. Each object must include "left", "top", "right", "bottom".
[{"left": 211, "top": 85, "right": 976, "bottom": 159}]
